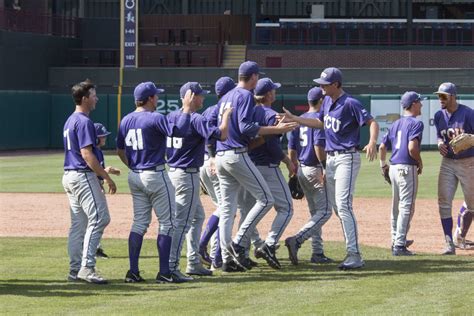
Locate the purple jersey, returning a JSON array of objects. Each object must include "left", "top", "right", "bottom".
[
  {"left": 116, "top": 110, "right": 190, "bottom": 170},
  {"left": 166, "top": 110, "right": 220, "bottom": 168},
  {"left": 316, "top": 94, "right": 373, "bottom": 151},
  {"left": 63, "top": 112, "right": 100, "bottom": 170},
  {"left": 249, "top": 106, "right": 285, "bottom": 165},
  {"left": 382, "top": 116, "right": 424, "bottom": 165},
  {"left": 288, "top": 111, "right": 326, "bottom": 166},
  {"left": 434, "top": 103, "right": 474, "bottom": 159},
  {"left": 215, "top": 87, "right": 260, "bottom": 151},
  {"left": 202, "top": 104, "right": 218, "bottom": 155}
]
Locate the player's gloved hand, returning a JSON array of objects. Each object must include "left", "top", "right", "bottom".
[
  {"left": 104, "top": 178, "right": 117, "bottom": 194},
  {"left": 438, "top": 142, "right": 449, "bottom": 157},
  {"left": 381, "top": 164, "right": 391, "bottom": 185},
  {"left": 363, "top": 140, "right": 377, "bottom": 162},
  {"left": 449, "top": 133, "right": 474, "bottom": 154}
]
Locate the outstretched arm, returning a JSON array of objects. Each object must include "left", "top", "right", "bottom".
[{"left": 282, "top": 107, "right": 324, "bottom": 129}]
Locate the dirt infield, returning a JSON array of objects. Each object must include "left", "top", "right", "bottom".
[{"left": 1, "top": 192, "right": 471, "bottom": 256}]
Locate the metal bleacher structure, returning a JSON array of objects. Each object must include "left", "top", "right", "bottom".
[{"left": 256, "top": 18, "right": 474, "bottom": 46}]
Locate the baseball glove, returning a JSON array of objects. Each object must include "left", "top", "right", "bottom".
[
  {"left": 449, "top": 133, "right": 474, "bottom": 154},
  {"left": 381, "top": 165, "right": 391, "bottom": 185},
  {"left": 288, "top": 175, "right": 304, "bottom": 200}
]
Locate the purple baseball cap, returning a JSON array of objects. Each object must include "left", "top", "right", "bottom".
[
  {"left": 314, "top": 67, "right": 343, "bottom": 85},
  {"left": 401, "top": 91, "right": 426, "bottom": 108},
  {"left": 215, "top": 77, "right": 236, "bottom": 97},
  {"left": 94, "top": 123, "right": 111, "bottom": 137},
  {"left": 179, "top": 82, "right": 210, "bottom": 98},
  {"left": 239, "top": 61, "right": 265, "bottom": 76},
  {"left": 434, "top": 82, "right": 457, "bottom": 95},
  {"left": 254, "top": 78, "right": 281, "bottom": 96},
  {"left": 307, "top": 87, "right": 324, "bottom": 102},
  {"left": 134, "top": 82, "right": 165, "bottom": 101}
]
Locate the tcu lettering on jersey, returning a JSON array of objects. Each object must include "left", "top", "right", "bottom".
[
  {"left": 440, "top": 127, "right": 465, "bottom": 143},
  {"left": 324, "top": 115, "right": 341, "bottom": 133}
]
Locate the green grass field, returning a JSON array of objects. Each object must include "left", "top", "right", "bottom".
[
  {"left": 0, "top": 150, "right": 471, "bottom": 314},
  {"left": 1, "top": 238, "right": 473, "bottom": 315},
  {"left": 0, "top": 150, "right": 463, "bottom": 199}
]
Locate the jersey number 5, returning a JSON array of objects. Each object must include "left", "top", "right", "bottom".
[
  {"left": 125, "top": 129, "right": 144, "bottom": 150},
  {"left": 300, "top": 127, "right": 309, "bottom": 147}
]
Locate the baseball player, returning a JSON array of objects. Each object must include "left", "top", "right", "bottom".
[
  {"left": 198, "top": 77, "right": 237, "bottom": 270},
  {"left": 117, "top": 81, "right": 194, "bottom": 283},
  {"left": 283, "top": 67, "right": 379, "bottom": 270},
  {"left": 167, "top": 82, "right": 232, "bottom": 278},
  {"left": 63, "top": 80, "right": 116, "bottom": 284},
  {"left": 378, "top": 91, "right": 425, "bottom": 256},
  {"left": 237, "top": 78, "right": 296, "bottom": 269},
  {"left": 285, "top": 87, "right": 334, "bottom": 265},
  {"left": 214, "top": 61, "right": 297, "bottom": 272},
  {"left": 433, "top": 82, "right": 474, "bottom": 255},
  {"left": 94, "top": 122, "right": 121, "bottom": 259},
  {"left": 453, "top": 202, "right": 472, "bottom": 249}
]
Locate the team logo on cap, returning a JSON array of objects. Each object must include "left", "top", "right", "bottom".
[{"left": 321, "top": 72, "right": 328, "bottom": 78}]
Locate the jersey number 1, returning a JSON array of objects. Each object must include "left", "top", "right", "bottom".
[{"left": 125, "top": 129, "right": 144, "bottom": 150}]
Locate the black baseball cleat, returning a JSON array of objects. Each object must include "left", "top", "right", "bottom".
[
  {"left": 156, "top": 270, "right": 193, "bottom": 283},
  {"left": 255, "top": 243, "right": 281, "bottom": 269},
  {"left": 241, "top": 257, "right": 256, "bottom": 270},
  {"left": 227, "top": 242, "right": 247, "bottom": 270},
  {"left": 246, "top": 257, "right": 258, "bottom": 268},
  {"left": 96, "top": 247, "right": 109, "bottom": 259},
  {"left": 392, "top": 246, "right": 415, "bottom": 256},
  {"left": 222, "top": 260, "right": 246, "bottom": 273},
  {"left": 285, "top": 236, "right": 300, "bottom": 265},
  {"left": 310, "top": 253, "right": 334, "bottom": 264},
  {"left": 67, "top": 270, "right": 79, "bottom": 282},
  {"left": 125, "top": 270, "right": 145, "bottom": 283}
]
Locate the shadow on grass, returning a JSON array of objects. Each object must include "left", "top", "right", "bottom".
[
  {"left": 1, "top": 257, "right": 471, "bottom": 297},
  {"left": 0, "top": 280, "right": 200, "bottom": 297},
  {"left": 194, "top": 256, "right": 473, "bottom": 284}
]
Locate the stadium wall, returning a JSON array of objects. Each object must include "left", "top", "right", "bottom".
[{"left": 1, "top": 91, "right": 473, "bottom": 151}]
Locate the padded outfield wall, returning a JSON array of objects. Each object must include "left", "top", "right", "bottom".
[{"left": 0, "top": 91, "right": 472, "bottom": 150}]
